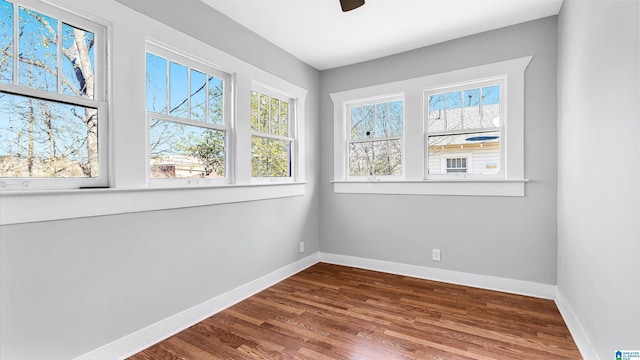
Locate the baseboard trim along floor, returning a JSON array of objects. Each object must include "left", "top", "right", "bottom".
[{"left": 74, "top": 252, "right": 595, "bottom": 360}]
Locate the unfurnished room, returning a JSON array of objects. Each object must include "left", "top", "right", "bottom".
[{"left": 0, "top": 0, "right": 638, "bottom": 359}]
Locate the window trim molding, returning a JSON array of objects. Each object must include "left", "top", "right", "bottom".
[
  {"left": 0, "top": 182, "right": 307, "bottom": 225},
  {"left": 330, "top": 56, "right": 532, "bottom": 197}
]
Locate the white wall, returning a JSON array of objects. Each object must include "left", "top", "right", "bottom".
[
  {"left": 557, "top": 1, "right": 640, "bottom": 358},
  {"left": 320, "top": 16, "right": 559, "bottom": 285},
  {"left": 0, "top": 1, "right": 320, "bottom": 359}
]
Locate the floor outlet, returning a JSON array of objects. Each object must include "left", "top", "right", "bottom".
[{"left": 432, "top": 249, "right": 441, "bottom": 262}]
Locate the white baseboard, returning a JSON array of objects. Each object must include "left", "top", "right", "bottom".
[
  {"left": 319, "top": 252, "right": 557, "bottom": 299},
  {"left": 555, "top": 290, "right": 599, "bottom": 360},
  {"left": 74, "top": 253, "right": 319, "bottom": 360},
  {"left": 75, "top": 252, "right": 593, "bottom": 360}
]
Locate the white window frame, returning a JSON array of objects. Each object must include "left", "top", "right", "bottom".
[
  {"left": 345, "top": 94, "right": 404, "bottom": 180},
  {"left": 0, "top": 0, "right": 108, "bottom": 191},
  {"left": 145, "top": 42, "right": 232, "bottom": 187},
  {"left": 330, "top": 56, "right": 531, "bottom": 197},
  {"left": 250, "top": 83, "right": 297, "bottom": 184},
  {"left": 0, "top": 0, "right": 309, "bottom": 225},
  {"left": 424, "top": 77, "right": 505, "bottom": 180}
]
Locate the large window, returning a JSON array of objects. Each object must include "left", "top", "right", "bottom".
[
  {"left": 146, "top": 44, "right": 230, "bottom": 184},
  {"left": 330, "top": 57, "right": 530, "bottom": 196},
  {"left": 347, "top": 96, "right": 403, "bottom": 178},
  {"left": 425, "top": 79, "right": 503, "bottom": 178},
  {"left": 250, "top": 87, "right": 295, "bottom": 179},
  {"left": 0, "top": 0, "right": 107, "bottom": 189}
]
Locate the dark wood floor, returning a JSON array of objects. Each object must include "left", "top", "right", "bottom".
[{"left": 129, "top": 263, "right": 582, "bottom": 359}]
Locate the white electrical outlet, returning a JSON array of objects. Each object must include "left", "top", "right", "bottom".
[
  {"left": 299, "top": 242, "right": 305, "bottom": 253},
  {"left": 432, "top": 249, "right": 441, "bottom": 262}
]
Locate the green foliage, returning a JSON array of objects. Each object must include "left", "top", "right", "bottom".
[
  {"left": 177, "top": 129, "right": 225, "bottom": 177},
  {"left": 251, "top": 136, "right": 290, "bottom": 177}
]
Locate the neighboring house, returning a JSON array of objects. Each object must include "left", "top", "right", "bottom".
[{"left": 427, "top": 103, "right": 500, "bottom": 175}]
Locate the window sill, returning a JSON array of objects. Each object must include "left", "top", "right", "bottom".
[
  {"left": 331, "top": 179, "right": 528, "bottom": 197},
  {"left": 0, "top": 182, "right": 307, "bottom": 225}
]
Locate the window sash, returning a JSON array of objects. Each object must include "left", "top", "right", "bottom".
[
  {"left": 250, "top": 85, "right": 296, "bottom": 180},
  {"left": 145, "top": 43, "right": 231, "bottom": 185},
  {"left": 345, "top": 96, "right": 404, "bottom": 179},
  {"left": 424, "top": 78, "right": 505, "bottom": 179},
  {"left": 0, "top": 0, "right": 108, "bottom": 190}
]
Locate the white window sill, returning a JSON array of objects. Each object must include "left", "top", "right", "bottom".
[
  {"left": 0, "top": 182, "right": 307, "bottom": 225},
  {"left": 332, "top": 179, "right": 528, "bottom": 197}
]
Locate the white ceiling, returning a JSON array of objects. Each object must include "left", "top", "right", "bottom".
[{"left": 200, "top": 0, "right": 563, "bottom": 70}]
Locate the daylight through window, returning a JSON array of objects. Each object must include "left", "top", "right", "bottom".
[
  {"left": 0, "top": 0, "right": 107, "bottom": 188},
  {"left": 145, "top": 46, "right": 229, "bottom": 182},
  {"left": 347, "top": 97, "right": 403, "bottom": 177},
  {"left": 250, "top": 89, "right": 294, "bottom": 178},
  {"left": 425, "top": 80, "right": 503, "bottom": 177}
]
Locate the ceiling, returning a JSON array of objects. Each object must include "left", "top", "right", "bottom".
[{"left": 200, "top": 0, "right": 563, "bottom": 71}]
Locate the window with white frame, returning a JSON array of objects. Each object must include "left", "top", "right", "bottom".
[
  {"left": 330, "top": 56, "right": 531, "bottom": 196},
  {"left": 0, "top": 0, "right": 107, "bottom": 190},
  {"left": 145, "top": 44, "right": 230, "bottom": 184},
  {"left": 425, "top": 79, "right": 503, "bottom": 178},
  {"left": 250, "top": 87, "right": 295, "bottom": 179},
  {"left": 346, "top": 96, "right": 403, "bottom": 178}
]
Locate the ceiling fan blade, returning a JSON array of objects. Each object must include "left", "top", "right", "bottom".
[{"left": 340, "top": 0, "right": 365, "bottom": 12}]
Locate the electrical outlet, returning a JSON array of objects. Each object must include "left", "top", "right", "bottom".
[
  {"left": 299, "top": 242, "right": 305, "bottom": 253},
  {"left": 432, "top": 249, "right": 441, "bottom": 262}
]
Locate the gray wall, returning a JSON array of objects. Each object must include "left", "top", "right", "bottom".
[
  {"left": 319, "top": 16, "right": 559, "bottom": 285},
  {"left": 0, "top": 1, "right": 320, "bottom": 359},
  {"left": 557, "top": 1, "right": 640, "bottom": 358}
]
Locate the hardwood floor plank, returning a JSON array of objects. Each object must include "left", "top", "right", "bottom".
[{"left": 128, "top": 263, "right": 581, "bottom": 359}]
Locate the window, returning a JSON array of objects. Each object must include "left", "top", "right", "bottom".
[
  {"left": 347, "top": 96, "right": 403, "bottom": 178},
  {"left": 145, "top": 44, "right": 230, "bottom": 184},
  {"left": 444, "top": 156, "right": 469, "bottom": 173},
  {"left": 250, "top": 87, "right": 294, "bottom": 179},
  {"left": 425, "top": 80, "right": 503, "bottom": 178},
  {"left": 330, "top": 56, "right": 531, "bottom": 196},
  {"left": 0, "top": 0, "right": 107, "bottom": 190}
]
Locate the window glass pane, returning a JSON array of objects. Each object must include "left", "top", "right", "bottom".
[
  {"left": 146, "top": 53, "right": 167, "bottom": 114},
  {"left": 149, "top": 119, "right": 225, "bottom": 179},
  {"left": 0, "top": 0, "right": 13, "bottom": 84},
  {"left": 350, "top": 106, "right": 362, "bottom": 140},
  {"left": 462, "top": 89, "right": 480, "bottom": 130},
  {"left": 349, "top": 139, "right": 401, "bottom": 177},
  {"left": 362, "top": 104, "right": 374, "bottom": 139},
  {"left": 250, "top": 90, "right": 259, "bottom": 131},
  {"left": 18, "top": 6, "right": 57, "bottom": 92},
  {"left": 208, "top": 75, "right": 223, "bottom": 125},
  {"left": 427, "top": 130, "right": 500, "bottom": 175},
  {"left": 482, "top": 85, "right": 500, "bottom": 127},
  {"left": 251, "top": 136, "right": 290, "bottom": 177},
  {"left": 427, "top": 94, "right": 444, "bottom": 132},
  {"left": 259, "top": 93, "right": 269, "bottom": 133},
  {"left": 190, "top": 69, "right": 206, "bottom": 121},
  {"left": 375, "top": 102, "right": 388, "bottom": 138},
  {"left": 169, "top": 61, "right": 188, "bottom": 118},
  {"left": 279, "top": 101, "right": 288, "bottom": 137},
  {"left": 269, "top": 97, "right": 280, "bottom": 135},
  {"left": 389, "top": 100, "right": 403, "bottom": 137},
  {"left": 0, "top": 91, "right": 99, "bottom": 178},
  {"left": 445, "top": 91, "right": 462, "bottom": 131},
  {"left": 61, "top": 23, "right": 94, "bottom": 99}
]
